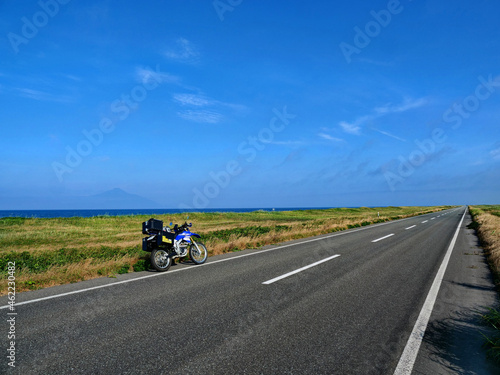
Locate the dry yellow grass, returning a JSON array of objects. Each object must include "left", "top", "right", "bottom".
[
  {"left": 469, "top": 205, "right": 500, "bottom": 359},
  {"left": 0, "top": 206, "right": 453, "bottom": 295},
  {"left": 193, "top": 211, "right": 446, "bottom": 256},
  {"left": 469, "top": 205, "right": 500, "bottom": 274}
]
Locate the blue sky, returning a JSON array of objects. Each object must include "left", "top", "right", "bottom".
[{"left": 1, "top": 0, "right": 499, "bottom": 209}]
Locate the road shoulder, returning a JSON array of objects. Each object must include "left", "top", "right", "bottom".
[{"left": 412, "top": 211, "right": 500, "bottom": 374}]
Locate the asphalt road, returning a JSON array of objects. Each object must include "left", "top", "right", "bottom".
[{"left": 2, "top": 206, "right": 499, "bottom": 374}]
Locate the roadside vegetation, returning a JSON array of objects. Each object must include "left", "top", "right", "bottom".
[
  {"left": 482, "top": 307, "right": 500, "bottom": 363},
  {"left": 0, "top": 206, "right": 452, "bottom": 294},
  {"left": 469, "top": 205, "right": 500, "bottom": 360},
  {"left": 469, "top": 205, "right": 500, "bottom": 362},
  {"left": 469, "top": 205, "right": 500, "bottom": 276}
]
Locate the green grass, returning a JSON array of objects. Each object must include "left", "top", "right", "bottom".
[
  {"left": 0, "top": 245, "right": 141, "bottom": 275},
  {"left": 0, "top": 205, "right": 453, "bottom": 293},
  {"left": 470, "top": 205, "right": 500, "bottom": 217},
  {"left": 482, "top": 308, "right": 500, "bottom": 362},
  {"left": 203, "top": 225, "right": 290, "bottom": 243}
]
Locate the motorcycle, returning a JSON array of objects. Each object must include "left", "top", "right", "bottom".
[{"left": 142, "top": 218, "right": 208, "bottom": 272}]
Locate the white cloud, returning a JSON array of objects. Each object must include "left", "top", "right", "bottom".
[
  {"left": 136, "top": 67, "right": 180, "bottom": 85},
  {"left": 177, "top": 110, "right": 223, "bottom": 124},
  {"left": 172, "top": 92, "right": 247, "bottom": 123},
  {"left": 164, "top": 38, "right": 199, "bottom": 63},
  {"left": 339, "top": 121, "right": 361, "bottom": 135},
  {"left": 370, "top": 127, "right": 406, "bottom": 142},
  {"left": 339, "top": 97, "right": 427, "bottom": 136},
  {"left": 374, "top": 97, "right": 427, "bottom": 114},
  {"left": 319, "top": 133, "right": 344, "bottom": 142},
  {"left": 491, "top": 146, "right": 500, "bottom": 160},
  {"left": 268, "top": 140, "right": 305, "bottom": 146},
  {"left": 173, "top": 92, "right": 246, "bottom": 110},
  {"left": 173, "top": 93, "right": 212, "bottom": 107},
  {"left": 357, "top": 58, "right": 394, "bottom": 67},
  {"left": 61, "top": 74, "right": 82, "bottom": 82},
  {"left": 15, "top": 88, "right": 73, "bottom": 103}
]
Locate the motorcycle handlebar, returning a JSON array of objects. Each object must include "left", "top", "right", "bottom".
[{"left": 168, "top": 222, "right": 193, "bottom": 233}]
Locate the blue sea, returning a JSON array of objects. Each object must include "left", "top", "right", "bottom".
[{"left": 0, "top": 207, "right": 332, "bottom": 219}]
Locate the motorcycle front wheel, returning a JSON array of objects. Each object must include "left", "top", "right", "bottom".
[
  {"left": 189, "top": 240, "right": 208, "bottom": 265},
  {"left": 150, "top": 248, "right": 172, "bottom": 272}
]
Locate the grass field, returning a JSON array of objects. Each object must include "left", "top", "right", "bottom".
[
  {"left": 469, "top": 205, "right": 500, "bottom": 361},
  {"left": 0, "top": 206, "right": 453, "bottom": 295}
]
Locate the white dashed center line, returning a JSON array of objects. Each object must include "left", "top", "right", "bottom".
[
  {"left": 262, "top": 254, "right": 341, "bottom": 285},
  {"left": 372, "top": 234, "right": 395, "bottom": 243}
]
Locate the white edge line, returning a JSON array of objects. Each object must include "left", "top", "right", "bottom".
[
  {"left": 372, "top": 233, "right": 394, "bottom": 242},
  {"left": 262, "top": 254, "right": 340, "bottom": 285},
  {"left": 393, "top": 207, "right": 467, "bottom": 375},
  {"left": 0, "top": 209, "right": 454, "bottom": 310},
  {"left": 405, "top": 225, "right": 416, "bottom": 230}
]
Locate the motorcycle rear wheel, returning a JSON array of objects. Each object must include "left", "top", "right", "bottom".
[
  {"left": 189, "top": 240, "right": 208, "bottom": 265},
  {"left": 150, "top": 248, "right": 172, "bottom": 272}
]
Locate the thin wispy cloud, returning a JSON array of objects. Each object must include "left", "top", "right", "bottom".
[
  {"left": 163, "top": 40, "right": 241, "bottom": 124},
  {"left": 177, "top": 110, "right": 223, "bottom": 124},
  {"left": 370, "top": 127, "right": 407, "bottom": 142},
  {"left": 491, "top": 143, "right": 500, "bottom": 160},
  {"left": 61, "top": 74, "right": 82, "bottom": 82},
  {"left": 173, "top": 93, "right": 212, "bottom": 107},
  {"left": 357, "top": 58, "right": 394, "bottom": 67},
  {"left": 339, "top": 97, "right": 427, "bottom": 136},
  {"left": 173, "top": 93, "right": 246, "bottom": 111},
  {"left": 15, "top": 88, "right": 73, "bottom": 103},
  {"left": 172, "top": 92, "right": 246, "bottom": 123},
  {"left": 164, "top": 38, "right": 199, "bottom": 63},
  {"left": 267, "top": 140, "right": 305, "bottom": 146},
  {"left": 318, "top": 133, "right": 344, "bottom": 142},
  {"left": 374, "top": 98, "right": 427, "bottom": 114},
  {"left": 136, "top": 67, "right": 180, "bottom": 85},
  {"left": 339, "top": 121, "right": 361, "bottom": 135}
]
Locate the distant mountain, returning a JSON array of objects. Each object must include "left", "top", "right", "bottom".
[
  {"left": 0, "top": 188, "right": 161, "bottom": 210},
  {"left": 86, "top": 188, "right": 159, "bottom": 209}
]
